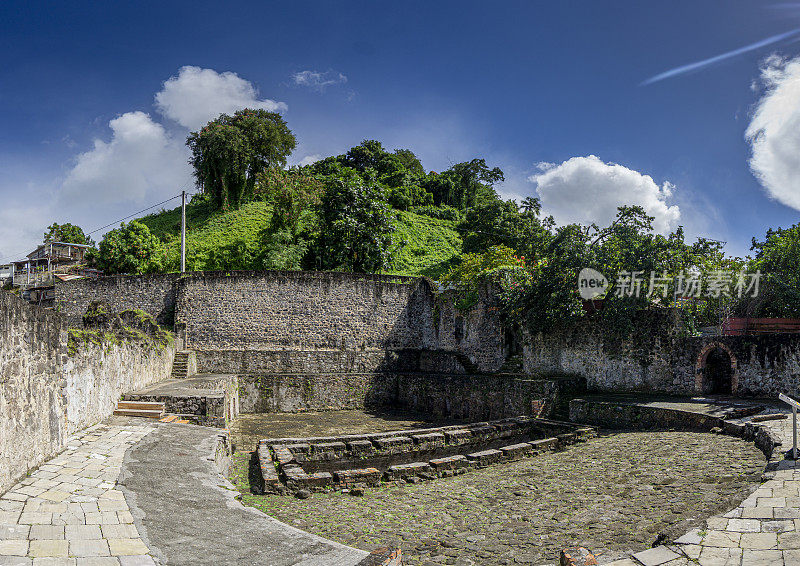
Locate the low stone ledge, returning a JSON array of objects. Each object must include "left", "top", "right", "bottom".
[
  {"left": 530, "top": 437, "right": 558, "bottom": 453},
  {"left": 255, "top": 416, "right": 594, "bottom": 495},
  {"left": 373, "top": 436, "right": 413, "bottom": 454},
  {"left": 272, "top": 447, "right": 296, "bottom": 466},
  {"left": 443, "top": 429, "right": 472, "bottom": 444},
  {"left": 466, "top": 449, "right": 504, "bottom": 466},
  {"left": 500, "top": 442, "right": 533, "bottom": 460},
  {"left": 385, "top": 462, "right": 432, "bottom": 480},
  {"left": 429, "top": 455, "right": 469, "bottom": 472},
  {"left": 411, "top": 432, "right": 445, "bottom": 450},
  {"left": 347, "top": 440, "right": 376, "bottom": 455},
  {"left": 286, "top": 443, "right": 311, "bottom": 455},
  {"left": 254, "top": 444, "right": 282, "bottom": 495},
  {"left": 335, "top": 468, "right": 382, "bottom": 487}
]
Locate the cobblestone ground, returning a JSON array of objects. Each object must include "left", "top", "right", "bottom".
[
  {"left": 0, "top": 419, "right": 157, "bottom": 565},
  {"left": 636, "top": 413, "right": 800, "bottom": 566},
  {"left": 233, "top": 431, "right": 765, "bottom": 565}
]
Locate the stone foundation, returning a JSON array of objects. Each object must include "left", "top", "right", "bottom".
[{"left": 252, "top": 416, "right": 595, "bottom": 495}]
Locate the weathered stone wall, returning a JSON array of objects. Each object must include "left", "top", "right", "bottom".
[
  {"left": 176, "top": 271, "right": 437, "bottom": 351},
  {"left": 525, "top": 310, "right": 800, "bottom": 397},
  {"left": 395, "top": 374, "right": 585, "bottom": 420},
  {"left": 237, "top": 373, "right": 398, "bottom": 413},
  {"left": 0, "top": 291, "right": 174, "bottom": 495},
  {"left": 56, "top": 274, "right": 179, "bottom": 328},
  {"left": 0, "top": 291, "right": 65, "bottom": 496},
  {"left": 61, "top": 340, "right": 174, "bottom": 434},
  {"left": 435, "top": 288, "right": 506, "bottom": 373},
  {"left": 55, "top": 271, "right": 509, "bottom": 373},
  {"left": 233, "top": 369, "right": 583, "bottom": 419},
  {"left": 524, "top": 316, "right": 679, "bottom": 393},
  {"left": 194, "top": 348, "right": 468, "bottom": 375}
]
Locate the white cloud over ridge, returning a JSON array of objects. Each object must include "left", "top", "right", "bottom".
[
  {"left": 746, "top": 55, "right": 800, "bottom": 211},
  {"left": 60, "top": 67, "right": 286, "bottom": 208},
  {"left": 529, "top": 155, "right": 681, "bottom": 234},
  {"left": 62, "top": 111, "right": 191, "bottom": 204},
  {"left": 155, "top": 65, "right": 287, "bottom": 130},
  {"left": 292, "top": 70, "right": 348, "bottom": 91}
]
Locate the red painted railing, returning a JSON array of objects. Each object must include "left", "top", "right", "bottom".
[{"left": 722, "top": 318, "right": 800, "bottom": 335}]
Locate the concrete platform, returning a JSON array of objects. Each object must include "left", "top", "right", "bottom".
[{"left": 123, "top": 374, "right": 235, "bottom": 427}]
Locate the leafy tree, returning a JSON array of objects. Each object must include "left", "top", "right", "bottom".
[
  {"left": 442, "top": 245, "right": 527, "bottom": 309},
  {"left": 312, "top": 172, "right": 396, "bottom": 272},
  {"left": 393, "top": 149, "right": 425, "bottom": 177},
  {"left": 735, "top": 224, "right": 800, "bottom": 318},
  {"left": 187, "top": 109, "right": 296, "bottom": 209},
  {"left": 44, "top": 223, "right": 94, "bottom": 246},
  {"left": 420, "top": 159, "right": 504, "bottom": 210},
  {"left": 89, "top": 221, "right": 165, "bottom": 275},
  {"left": 459, "top": 198, "right": 550, "bottom": 260},
  {"left": 341, "top": 139, "right": 387, "bottom": 172},
  {"left": 254, "top": 167, "right": 323, "bottom": 234}
]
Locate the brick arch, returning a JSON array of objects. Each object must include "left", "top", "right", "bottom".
[{"left": 695, "top": 341, "right": 738, "bottom": 394}]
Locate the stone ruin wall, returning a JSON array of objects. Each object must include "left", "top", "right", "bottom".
[
  {"left": 175, "top": 271, "right": 437, "bottom": 352},
  {"left": 55, "top": 271, "right": 508, "bottom": 375},
  {"left": 524, "top": 310, "right": 800, "bottom": 398},
  {"left": 0, "top": 290, "right": 174, "bottom": 495},
  {"left": 56, "top": 273, "right": 179, "bottom": 328}
]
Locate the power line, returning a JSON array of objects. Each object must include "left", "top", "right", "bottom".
[
  {"left": 0, "top": 190, "right": 197, "bottom": 264},
  {"left": 85, "top": 192, "right": 185, "bottom": 235}
]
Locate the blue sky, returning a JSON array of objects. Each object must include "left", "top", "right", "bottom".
[{"left": 2, "top": 1, "right": 800, "bottom": 260}]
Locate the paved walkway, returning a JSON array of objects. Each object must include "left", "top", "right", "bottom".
[
  {"left": 0, "top": 420, "right": 157, "bottom": 565},
  {"left": 0, "top": 418, "right": 367, "bottom": 566},
  {"left": 607, "top": 405, "right": 800, "bottom": 566},
  {"left": 119, "top": 421, "right": 366, "bottom": 566}
]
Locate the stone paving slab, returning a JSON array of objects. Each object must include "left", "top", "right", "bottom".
[{"left": 0, "top": 421, "right": 157, "bottom": 565}]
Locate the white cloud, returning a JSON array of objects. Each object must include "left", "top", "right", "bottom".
[
  {"left": 59, "top": 65, "right": 287, "bottom": 211},
  {"left": 61, "top": 111, "right": 192, "bottom": 204},
  {"left": 155, "top": 66, "right": 287, "bottom": 130},
  {"left": 292, "top": 70, "right": 348, "bottom": 92},
  {"left": 746, "top": 55, "right": 800, "bottom": 211},
  {"left": 528, "top": 155, "right": 681, "bottom": 234},
  {"left": 296, "top": 154, "right": 322, "bottom": 166}
]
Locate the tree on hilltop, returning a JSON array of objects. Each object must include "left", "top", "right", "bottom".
[
  {"left": 312, "top": 172, "right": 396, "bottom": 273},
  {"left": 187, "top": 109, "right": 296, "bottom": 209}
]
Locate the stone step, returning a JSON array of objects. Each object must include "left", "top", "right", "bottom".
[
  {"left": 117, "top": 401, "right": 165, "bottom": 411},
  {"left": 113, "top": 408, "right": 164, "bottom": 419}
]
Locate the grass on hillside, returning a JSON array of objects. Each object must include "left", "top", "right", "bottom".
[
  {"left": 138, "top": 200, "right": 462, "bottom": 278},
  {"left": 388, "top": 211, "right": 462, "bottom": 278},
  {"left": 140, "top": 199, "right": 273, "bottom": 272}
]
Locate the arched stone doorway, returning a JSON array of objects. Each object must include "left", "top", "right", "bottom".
[{"left": 695, "top": 342, "right": 738, "bottom": 395}]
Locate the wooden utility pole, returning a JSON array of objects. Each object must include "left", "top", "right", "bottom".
[{"left": 180, "top": 191, "right": 186, "bottom": 273}]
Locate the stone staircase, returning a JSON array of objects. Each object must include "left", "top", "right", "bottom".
[
  {"left": 113, "top": 400, "right": 165, "bottom": 419},
  {"left": 171, "top": 350, "right": 192, "bottom": 378}
]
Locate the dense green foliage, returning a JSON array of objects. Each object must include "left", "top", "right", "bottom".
[
  {"left": 312, "top": 173, "right": 396, "bottom": 273},
  {"left": 389, "top": 211, "right": 462, "bottom": 278},
  {"left": 70, "top": 109, "right": 800, "bottom": 335},
  {"left": 733, "top": 224, "right": 800, "bottom": 318},
  {"left": 187, "top": 109, "right": 296, "bottom": 208},
  {"left": 44, "top": 223, "right": 94, "bottom": 246},
  {"left": 89, "top": 220, "right": 165, "bottom": 275}
]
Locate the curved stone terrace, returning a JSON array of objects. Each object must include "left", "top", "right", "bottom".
[{"left": 0, "top": 398, "right": 793, "bottom": 566}]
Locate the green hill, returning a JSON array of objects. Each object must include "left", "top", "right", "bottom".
[{"left": 138, "top": 201, "right": 461, "bottom": 278}]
